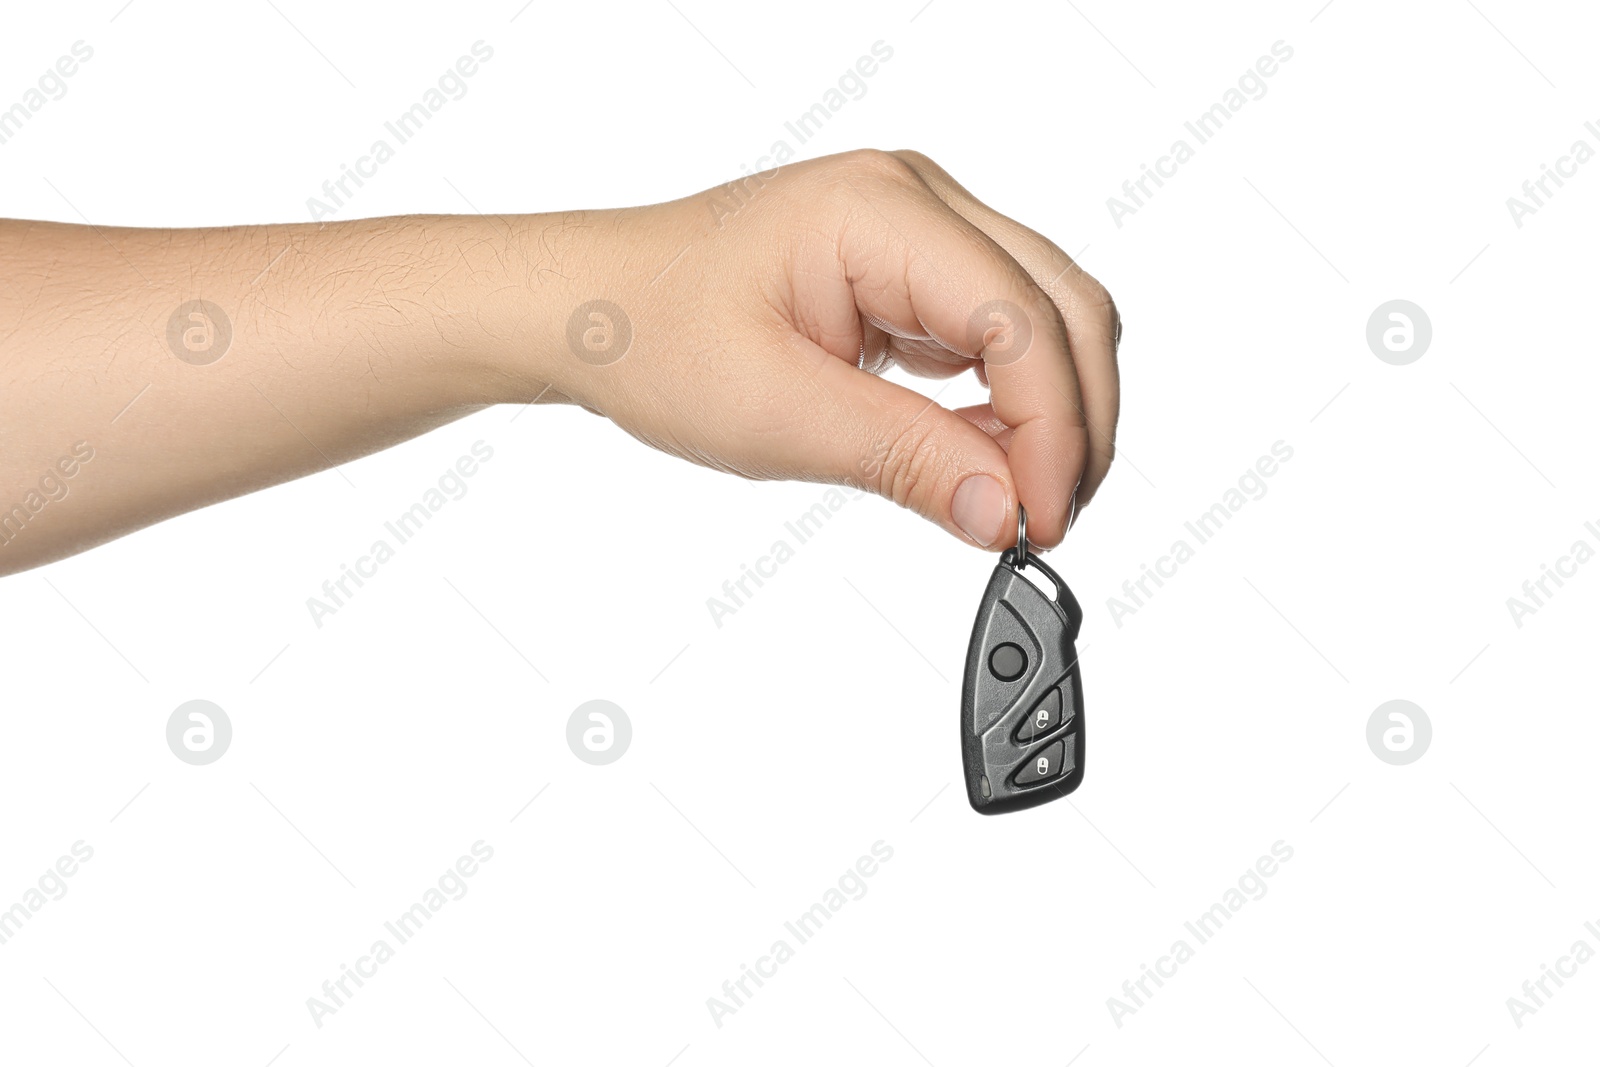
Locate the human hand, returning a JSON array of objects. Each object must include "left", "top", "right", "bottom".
[
  {"left": 526, "top": 149, "right": 1120, "bottom": 551},
  {"left": 0, "top": 150, "right": 1117, "bottom": 575}
]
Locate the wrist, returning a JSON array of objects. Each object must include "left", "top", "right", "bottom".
[
  {"left": 471, "top": 210, "right": 614, "bottom": 408},
  {"left": 488, "top": 203, "right": 701, "bottom": 411},
  {"left": 398, "top": 213, "right": 560, "bottom": 408}
]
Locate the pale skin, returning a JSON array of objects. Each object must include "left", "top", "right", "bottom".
[{"left": 0, "top": 150, "right": 1119, "bottom": 578}]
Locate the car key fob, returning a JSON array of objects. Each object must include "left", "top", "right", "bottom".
[{"left": 960, "top": 508, "right": 1084, "bottom": 814}]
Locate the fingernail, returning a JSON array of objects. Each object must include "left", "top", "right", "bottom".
[
  {"left": 953, "top": 474, "right": 1007, "bottom": 547},
  {"left": 1066, "top": 475, "right": 1083, "bottom": 532}
]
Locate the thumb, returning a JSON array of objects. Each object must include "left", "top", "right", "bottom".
[{"left": 788, "top": 344, "right": 1019, "bottom": 550}]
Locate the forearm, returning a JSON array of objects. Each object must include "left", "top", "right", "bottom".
[
  {"left": 0, "top": 214, "right": 557, "bottom": 575},
  {"left": 0, "top": 152, "right": 1121, "bottom": 575}
]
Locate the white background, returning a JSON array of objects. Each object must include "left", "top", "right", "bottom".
[{"left": 2, "top": 0, "right": 1597, "bottom": 1063}]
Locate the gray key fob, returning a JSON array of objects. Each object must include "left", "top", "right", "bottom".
[{"left": 960, "top": 520, "right": 1084, "bottom": 814}]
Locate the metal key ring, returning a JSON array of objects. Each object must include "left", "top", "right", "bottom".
[{"left": 1015, "top": 505, "right": 1029, "bottom": 570}]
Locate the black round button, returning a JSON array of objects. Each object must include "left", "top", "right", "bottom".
[{"left": 988, "top": 642, "right": 1027, "bottom": 681}]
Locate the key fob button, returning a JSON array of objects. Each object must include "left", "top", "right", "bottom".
[
  {"left": 1014, "top": 688, "right": 1063, "bottom": 744},
  {"left": 988, "top": 642, "right": 1028, "bottom": 682},
  {"left": 1013, "top": 739, "right": 1069, "bottom": 787}
]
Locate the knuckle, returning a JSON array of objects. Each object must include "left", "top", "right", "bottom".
[
  {"left": 1072, "top": 271, "right": 1117, "bottom": 321},
  {"left": 876, "top": 418, "right": 945, "bottom": 508},
  {"left": 1061, "top": 268, "right": 1119, "bottom": 351},
  {"left": 890, "top": 148, "right": 936, "bottom": 172},
  {"left": 834, "top": 148, "right": 922, "bottom": 189}
]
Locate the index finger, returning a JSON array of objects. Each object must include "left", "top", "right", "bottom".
[
  {"left": 814, "top": 154, "right": 1088, "bottom": 547},
  {"left": 891, "top": 151, "right": 1121, "bottom": 520}
]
